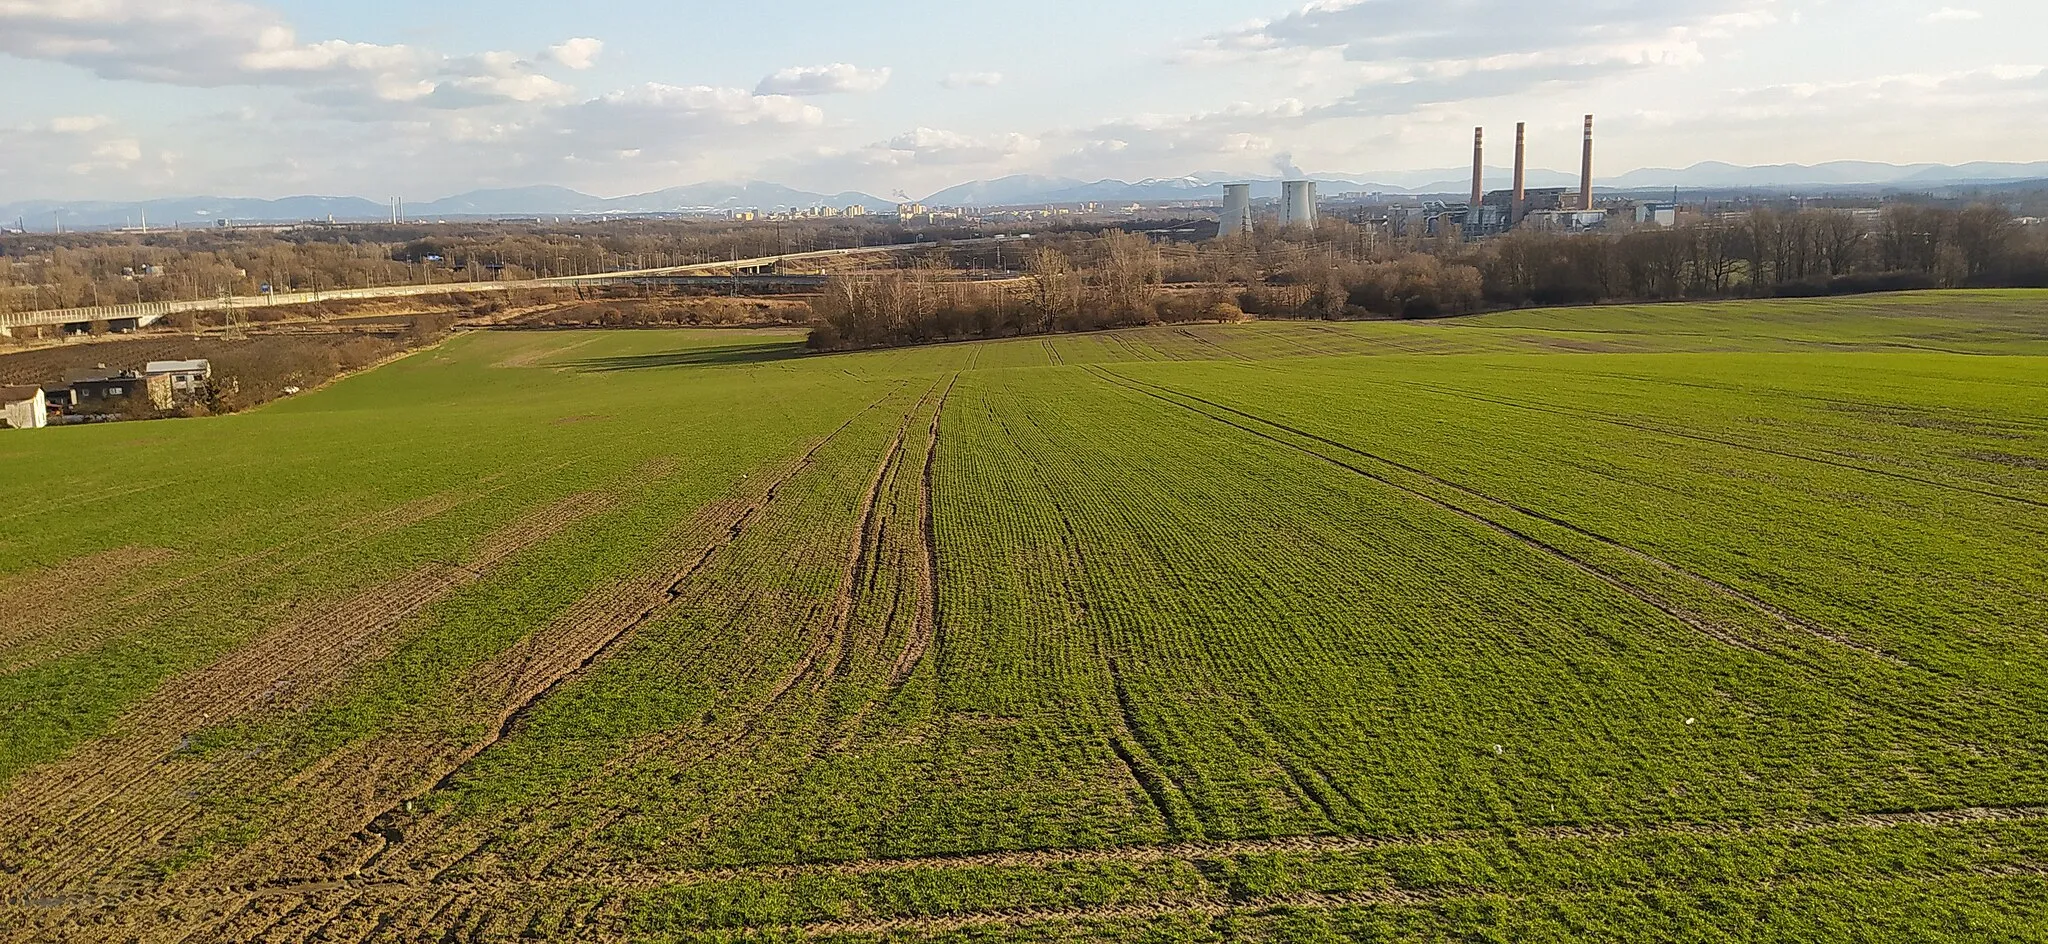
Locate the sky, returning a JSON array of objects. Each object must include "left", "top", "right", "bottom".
[{"left": 3, "top": 0, "right": 2046, "bottom": 202}]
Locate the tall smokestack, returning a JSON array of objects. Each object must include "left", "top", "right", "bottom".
[
  {"left": 1512, "top": 122, "right": 1527, "bottom": 226},
  {"left": 1470, "top": 127, "right": 1485, "bottom": 210},
  {"left": 1468, "top": 127, "right": 1485, "bottom": 231},
  {"left": 1579, "top": 114, "right": 1595, "bottom": 212}
]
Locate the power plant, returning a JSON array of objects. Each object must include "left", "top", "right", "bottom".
[
  {"left": 1280, "top": 180, "right": 1318, "bottom": 229},
  {"left": 1212, "top": 113, "right": 1600, "bottom": 241},
  {"left": 1458, "top": 114, "right": 1604, "bottom": 238},
  {"left": 1219, "top": 184, "right": 1254, "bottom": 238}
]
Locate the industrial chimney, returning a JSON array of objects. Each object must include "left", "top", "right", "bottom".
[
  {"left": 1469, "top": 127, "right": 1485, "bottom": 209},
  {"left": 1280, "top": 180, "right": 1318, "bottom": 229},
  {"left": 1219, "top": 184, "right": 1254, "bottom": 239},
  {"left": 1512, "top": 122, "right": 1528, "bottom": 227},
  {"left": 1468, "top": 127, "right": 1485, "bottom": 231},
  {"left": 1579, "top": 115, "right": 1595, "bottom": 212}
]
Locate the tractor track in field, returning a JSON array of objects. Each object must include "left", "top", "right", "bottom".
[
  {"left": 1256, "top": 377, "right": 1912, "bottom": 667},
  {"left": 649, "top": 378, "right": 943, "bottom": 836},
  {"left": 397, "top": 380, "right": 946, "bottom": 883},
  {"left": 1090, "top": 368, "right": 1919, "bottom": 671},
  {"left": 780, "top": 887, "right": 1437, "bottom": 938},
  {"left": 0, "top": 491, "right": 621, "bottom": 900},
  {"left": 1091, "top": 369, "right": 1996, "bottom": 743},
  {"left": 823, "top": 370, "right": 960, "bottom": 733},
  {"left": 1401, "top": 379, "right": 2048, "bottom": 511},
  {"left": 326, "top": 385, "right": 917, "bottom": 883},
  {"left": 1085, "top": 367, "right": 1780, "bottom": 659},
  {"left": 5, "top": 393, "right": 898, "bottom": 908},
  {"left": 11, "top": 803, "right": 2044, "bottom": 918},
  {"left": 998, "top": 402, "right": 1204, "bottom": 841},
  {"left": 782, "top": 853, "right": 2048, "bottom": 939},
  {"left": 888, "top": 373, "right": 957, "bottom": 689},
  {"left": 1173, "top": 327, "right": 1257, "bottom": 362}
]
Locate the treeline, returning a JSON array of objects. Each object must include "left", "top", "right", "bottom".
[
  {"left": 810, "top": 233, "right": 1209, "bottom": 349},
  {"left": 809, "top": 203, "right": 2048, "bottom": 350},
  {"left": 1475, "top": 205, "right": 2047, "bottom": 306},
  {"left": 808, "top": 232, "right": 1488, "bottom": 349}
]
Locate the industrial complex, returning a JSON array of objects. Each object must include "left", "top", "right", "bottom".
[{"left": 1213, "top": 115, "right": 1611, "bottom": 242}]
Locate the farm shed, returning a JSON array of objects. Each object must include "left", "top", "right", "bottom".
[{"left": 1, "top": 385, "right": 48, "bottom": 429}]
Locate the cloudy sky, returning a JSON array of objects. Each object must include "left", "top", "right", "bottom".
[{"left": 3, "top": 0, "right": 2045, "bottom": 201}]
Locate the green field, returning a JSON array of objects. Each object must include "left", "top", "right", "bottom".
[{"left": 2, "top": 290, "right": 2046, "bottom": 942}]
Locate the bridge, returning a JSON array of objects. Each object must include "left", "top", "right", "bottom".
[
  {"left": 0, "top": 238, "right": 1019, "bottom": 336},
  {"left": 568, "top": 274, "right": 833, "bottom": 291}
]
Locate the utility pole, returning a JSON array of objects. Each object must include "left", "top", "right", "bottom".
[{"left": 220, "top": 287, "right": 245, "bottom": 340}]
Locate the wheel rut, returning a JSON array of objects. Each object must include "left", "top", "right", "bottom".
[
  {"left": 12, "top": 804, "right": 2042, "bottom": 911},
  {"left": 332, "top": 386, "right": 914, "bottom": 880}
]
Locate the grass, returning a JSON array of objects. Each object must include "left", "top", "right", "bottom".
[{"left": 0, "top": 291, "right": 2044, "bottom": 941}]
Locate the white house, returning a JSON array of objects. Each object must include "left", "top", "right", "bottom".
[
  {"left": 1, "top": 386, "right": 48, "bottom": 429},
  {"left": 144, "top": 359, "right": 213, "bottom": 394}
]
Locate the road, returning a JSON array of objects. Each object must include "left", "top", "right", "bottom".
[{"left": 0, "top": 238, "right": 1017, "bottom": 334}]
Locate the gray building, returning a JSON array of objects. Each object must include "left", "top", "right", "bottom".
[
  {"left": 63, "top": 368, "right": 173, "bottom": 411},
  {"left": 145, "top": 359, "right": 213, "bottom": 395}
]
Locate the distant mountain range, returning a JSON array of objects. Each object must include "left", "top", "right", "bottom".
[{"left": 7, "top": 161, "right": 2047, "bottom": 231}]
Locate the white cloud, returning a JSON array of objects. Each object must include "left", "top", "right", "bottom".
[
  {"left": 422, "top": 51, "right": 575, "bottom": 108},
  {"left": 1182, "top": 0, "right": 1779, "bottom": 115},
  {"left": 879, "top": 128, "right": 1040, "bottom": 164},
  {"left": 941, "top": 71, "right": 1004, "bottom": 89},
  {"left": 0, "top": 0, "right": 421, "bottom": 90},
  {"left": 775, "top": 127, "right": 1043, "bottom": 195},
  {"left": 0, "top": 0, "right": 592, "bottom": 112},
  {"left": 547, "top": 37, "right": 604, "bottom": 70},
  {"left": 755, "top": 63, "right": 892, "bottom": 96},
  {"left": 540, "top": 84, "right": 825, "bottom": 160},
  {"left": 47, "top": 115, "right": 112, "bottom": 134},
  {"left": 1924, "top": 7, "right": 1983, "bottom": 22},
  {"left": 3, "top": 114, "right": 168, "bottom": 188}
]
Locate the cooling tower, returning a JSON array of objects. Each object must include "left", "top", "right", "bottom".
[
  {"left": 1280, "top": 180, "right": 1318, "bottom": 229},
  {"left": 1219, "top": 183, "right": 1254, "bottom": 238}
]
